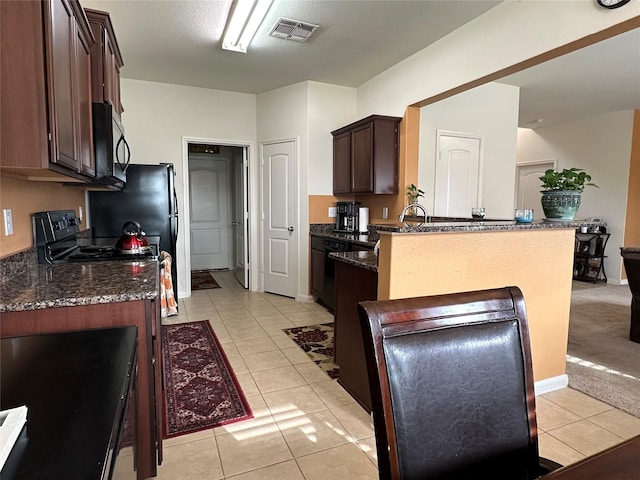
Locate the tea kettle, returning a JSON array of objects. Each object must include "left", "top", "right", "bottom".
[{"left": 115, "top": 220, "right": 149, "bottom": 254}]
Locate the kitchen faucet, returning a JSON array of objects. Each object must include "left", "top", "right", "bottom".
[{"left": 398, "top": 203, "right": 427, "bottom": 223}]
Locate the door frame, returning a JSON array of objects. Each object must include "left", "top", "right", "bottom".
[
  {"left": 514, "top": 158, "right": 558, "bottom": 211},
  {"left": 434, "top": 130, "right": 484, "bottom": 217},
  {"left": 259, "top": 137, "right": 299, "bottom": 297},
  {"left": 181, "top": 136, "right": 256, "bottom": 297}
]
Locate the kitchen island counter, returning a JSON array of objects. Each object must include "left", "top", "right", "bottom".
[
  {"left": 0, "top": 260, "right": 158, "bottom": 313},
  {"left": 0, "top": 257, "right": 164, "bottom": 480},
  {"left": 330, "top": 251, "right": 378, "bottom": 272},
  {"left": 373, "top": 219, "right": 581, "bottom": 233}
]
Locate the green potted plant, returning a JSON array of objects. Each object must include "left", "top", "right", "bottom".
[
  {"left": 406, "top": 183, "right": 424, "bottom": 204},
  {"left": 539, "top": 168, "right": 598, "bottom": 220},
  {"left": 406, "top": 184, "right": 425, "bottom": 217}
]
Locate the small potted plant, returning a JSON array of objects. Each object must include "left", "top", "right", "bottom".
[
  {"left": 406, "top": 183, "right": 424, "bottom": 204},
  {"left": 539, "top": 168, "right": 598, "bottom": 220},
  {"left": 406, "top": 184, "right": 425, "bottom": 217}
]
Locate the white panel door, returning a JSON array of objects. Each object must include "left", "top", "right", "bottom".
[
  {"left": 434, "top": 132, "right": 482, "bottom": 217},
  {"left": 262, "top": 140, "right": 297, "bottom": 298},
  {"left": 234, "top": 150, "right": 248, "bottom": 288},
  {"left": 515, "top": 160, "right": 557, "bottom": 221},
  {"left": 189, "top": 157, "right": 230, "bottom": 270}
]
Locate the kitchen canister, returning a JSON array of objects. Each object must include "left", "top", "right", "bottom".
[{"left": 359, "top": 207, "right": 369, "bottom": 233}]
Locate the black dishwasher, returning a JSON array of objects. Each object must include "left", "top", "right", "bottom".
[{"left": 322, "top": 238, "right": 349, "bottom": 311}]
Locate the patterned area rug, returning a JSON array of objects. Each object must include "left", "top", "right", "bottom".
[
  {"left": 162, "top": 321, "right": 252, "bottom": 438},
  {"left": 282, "top": 323, "right": 339, "bottom": 379},
  {"left": 191, "top": 270, "right": 221, "bottom": 290}
]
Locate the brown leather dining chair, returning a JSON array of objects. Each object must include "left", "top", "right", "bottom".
[{"left": 358, "top": 286, "right": 561, "bottom": 480}]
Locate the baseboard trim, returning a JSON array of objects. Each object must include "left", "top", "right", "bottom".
[
  {"left": 297, "top": 294, "right": 314, "bottom": 303},
  {"left": 535, "top": 374, "right": 568, "bottom": 396}
]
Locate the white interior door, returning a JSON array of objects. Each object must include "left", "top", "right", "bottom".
[
  {"left": 434, "top": 131, "right": 483, "bottom": 217},
  {"left": 234, "top": 149, "right": 248, "bottom": 288},
  {"left": 262, "top": 140, "right": 297, "bottom": 298},
  {"left": 189, "top": 157, "right": 231, "bottom": 270},
  {"left": 515, "top": 160, "right": 557, "bottom": 220}
]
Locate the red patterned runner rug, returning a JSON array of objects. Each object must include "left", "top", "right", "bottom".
[{"left": 162, "top": 320, "right": 253, "bottom": 438}]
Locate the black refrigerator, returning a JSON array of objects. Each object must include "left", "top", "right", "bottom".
[{"left": 89, "top": 163, "right": 179, "bottom": 295}]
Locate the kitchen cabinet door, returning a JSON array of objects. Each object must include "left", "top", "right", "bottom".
[
  {"left": 311, "top": 245, "right": 325, "bottom": 298},
  {"left": 351, "top": 123, "right": 374, "bottom": 193},
  {"left": 333, "top": 131, "right": 351, "bottom": 194},
  {"left": 86, "top": 8, "right": 124, "bottom": 115},
  {"left": 331, "top": 115, "right": 400, "bottom": 195},
  {"left": 47, "top": 0, "right": 78, "bottom": 171},
  {"left": 75, "top": 18, "right": 95, "bottom": 177},
  {"left": 0, "top": 0, "right": 95, "bottom": 181}
]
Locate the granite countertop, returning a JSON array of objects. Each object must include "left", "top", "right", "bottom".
[
  {"left": 330, "top": 251, "right": 378, "bottom": 272},
  {"left": 0, "top": 260, "right": 158, "bottom": 313},
  {"left": 309, "top": 225, "right": 379, "bottom": 248},
  {"left": 373, "top": 219, "right": 583, "bottom": 233}
]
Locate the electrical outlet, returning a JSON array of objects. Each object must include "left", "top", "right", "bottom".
[
  {"left": 382, "top": 207, "right": 388, "bottom": 219},
  {"left": 3, "top": 209, "right": 14, "bottom": 236},
  {"left": 328, "top": 207, "right": 337, "bottom": 218}
]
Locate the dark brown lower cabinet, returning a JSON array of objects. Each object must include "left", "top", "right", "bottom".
[{"left": 334, "top": 260, "right": 377, "bottom": 412}]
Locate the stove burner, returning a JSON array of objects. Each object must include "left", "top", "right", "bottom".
[
  {"left": 65, "top": 244, "right": 158, "bottom": 262},
  {"left": 78, "top": 245, "right": 116, "bottom": 254}
]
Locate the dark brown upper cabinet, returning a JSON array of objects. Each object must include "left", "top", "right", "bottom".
[
  {"left": 85, "top": 8, "right": 124, "bottom": 115},
  {"left": 0, "top": 0, "right": 96, "bottom": 181},
  {"left": 331, "top": 115, "right": 401, "bottom": 195}
]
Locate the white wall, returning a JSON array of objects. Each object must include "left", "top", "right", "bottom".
[
  {"left": 119, "top": 78, "right": 257, "bottom": 298},
  {"left": 419, "top": 82, "right": 520, "bottom": 219},
  {"left": 256, "top": 81, "right": 357, "bottom": 300},
  {"left": 307, "top": 82, "right": 357, "bottom": 195},
  {"left": 517, "top": 110, "right": 634, "bottom": 283},
  {"left": 257, "top": 82, "right": 309, "bottom": 300},
  {"left": 357, "top": 1, "right": 639, "bottom": 117}
]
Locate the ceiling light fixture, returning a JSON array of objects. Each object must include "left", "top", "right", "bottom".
[{"left": 222, "top": 0, "right": 274, "bottom": 53}]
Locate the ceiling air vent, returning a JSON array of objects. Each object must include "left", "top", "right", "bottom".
[{"left": 269, "top": 18, "right": 319, "bottom": 42}]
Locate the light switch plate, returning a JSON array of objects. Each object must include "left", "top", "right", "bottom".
[
  {"left": 382, "top": 207, "right": 388, "bottom": 219},
  {"left": 3, "top": 209, "right": 14, "bottom": 236},
  {"left": 328, "top": 207, "right": 337, "bottom": 218}
]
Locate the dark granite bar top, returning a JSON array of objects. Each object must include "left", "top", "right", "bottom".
[
  {"left": 0, "top": 260, "right": 158, "bottom": 313},
  {"left": 310, "top": 224, "right": 379, "bottom": 248},
  {"left": 330, "top": 251, "right": 378, "bottom": 273},
  {"left": 373, "top": 219, "right": 582, "bottom": 233}
]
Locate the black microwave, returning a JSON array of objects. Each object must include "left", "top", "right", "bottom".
[{"left": 92, "top": 102, "right": 129, "bottom": 187}]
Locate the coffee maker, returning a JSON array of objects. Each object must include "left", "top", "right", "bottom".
[{"left": 335, "top": 201, "right": 361, "bottom": 233}]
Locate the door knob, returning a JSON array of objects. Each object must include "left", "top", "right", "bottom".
[
  {"left": 232, "top": 221, "right": 238, "bottom": 226},
  {"left": 288, "top": 226, "right": 294, "bottom": 232}
]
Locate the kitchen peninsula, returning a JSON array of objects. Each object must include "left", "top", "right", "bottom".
[
  {"left": 331, "top": 220, "right": 577, "bottom": 411},
  {"left": 0, "top": 258, "right": 162, "bottom": 480}
]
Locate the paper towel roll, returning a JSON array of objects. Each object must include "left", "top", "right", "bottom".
[{"left": 358, "top": 207, "right": 369, "bottom": 233}]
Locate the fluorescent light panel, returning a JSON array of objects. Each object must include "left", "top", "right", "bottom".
[{"left": 222, "top": 0, "right": 274, "bottom": 53}]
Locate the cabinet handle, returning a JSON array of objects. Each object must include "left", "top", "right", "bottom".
[{"left": 288, "top": 226, "right": 294, "bottom": 232}]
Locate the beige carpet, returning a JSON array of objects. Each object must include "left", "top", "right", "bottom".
[{"left": 566, "top": 281, "right": 640, "bottom": 418}]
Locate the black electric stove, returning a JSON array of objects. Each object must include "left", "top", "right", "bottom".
[
  {"left": 33, "top": 210, "right": 158, "bottom": 264},
  {"left": 65, "top": 244, "right": 158, "bottom": 262}
]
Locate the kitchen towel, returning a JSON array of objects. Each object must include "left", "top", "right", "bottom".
[
  {"left": 160, "top": 251, "right": 178, "bottom": 317},
  {"left": 359, "top": 207, "right": 369, "bottom": 233}
]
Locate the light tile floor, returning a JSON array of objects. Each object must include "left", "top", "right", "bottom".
[{"left": 157, "top": 270, "right": 640, "bottom": 479}]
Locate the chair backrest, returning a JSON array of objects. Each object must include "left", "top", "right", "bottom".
[{"left": 358, "top": 286, "right": 541, "bottom": 480}]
